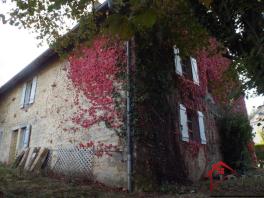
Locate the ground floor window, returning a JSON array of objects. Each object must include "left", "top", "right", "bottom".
[
  {"left": 9, "top": 125, "right": 31, "bottom": 162},
  {"left": 186, "top": 109, "right": 200, "bottom": 142},
  {"left": 17, "top": 126, "right": 30, "bottom": 152},
  {"left": 179, "top": 104, "right": 206, "bottom": 144}
]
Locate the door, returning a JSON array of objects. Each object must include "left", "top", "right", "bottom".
[{"left": 9, "top": 129, "right": 18, "bottom": 163}]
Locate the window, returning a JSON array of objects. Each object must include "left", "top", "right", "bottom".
[
  {"left": 179, "top": 104, "right": 206, "bottom": 144},
  {"left": 13, "top": 125, "right": 31, "bottom": 156},
  {"left": 9, "top": 125, "right": 31, "bottom": 162},
  {"left": 181, "top": 57, "right": 193, "bottom": 81},
  {"left": 174, "top": 46, "right": 200, "bottom": 85},
  {"left": 186, "top": 109, "right": 200, "bottom": 142},
  {"left": 24, "top": 80, "right": 33, "bottom": 105},
  {"left": 18, "top": 127, "right": 29, "bottom": 152},
  {"left": 20, "top": 76, "right": 37, "bottom": 108}
]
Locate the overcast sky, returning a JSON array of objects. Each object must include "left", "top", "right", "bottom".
[
  {"left": 0, "top": 2, "right": 263, "bottom": 114},
  {"left": 0, "top": 1, "right": 47, "bottom": 87},
  {"left": 0, "top": 24, "right": 48, "bottom": 85}
]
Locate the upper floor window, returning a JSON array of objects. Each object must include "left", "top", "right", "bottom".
[
  {"left": 173, "top": 46, "right": 200, "bottom": 85},
  {"left": 179, "top": 104, "right": 206, "bottom": 144},
  {"left": 20, "top": 76, "right": 37, "bottom": 108},
  {"left": 181, "top": 57, "right": 193, "bottom": 81}
]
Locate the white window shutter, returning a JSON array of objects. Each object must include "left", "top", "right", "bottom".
[
  {"left": 174, "top": 47, "right": 182, "bottom": 76},
  {"left": 190, "top": 57, "right": 199, "bottom": 85},
  {"left": 20, "top": 84, "right": 27, "bottom": 108},
  {"left": 179, "top": 104, "right": 189, "bottom": 142},
  {"left": 198, "top": 111, "right": 206, "bottom": 144},
  {"left": 29, "top": 76, "right": 37, "bottom": 104},
  {"left": 23, "top": 125, "right": 31, "bottom": 148}
]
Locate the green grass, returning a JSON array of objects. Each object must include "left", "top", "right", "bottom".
[
  {"left": 212, "top": 176, "right": 264, "bottom": 197},
  {"left": 0, "top": 166, "right": 131, "bottom": 198},
  {"left": 0, "top": 165, "right": 264, "bottom": 197}
]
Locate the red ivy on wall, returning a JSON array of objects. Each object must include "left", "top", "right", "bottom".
[
  {"left": 68, "top": 37, "right": 126, "bottom": 130},
  {"left": 79, "top": 141, "right": 120, "bottom": 157},
  {"left": 177, "top": 38, "right": 248, "bottom": 158},
  {"left": 66, "top": 37, "right": 248, "bottom": 161},
  {"left": 187, "top": 140, "right": 203, "bottom": 157},
  {"left": 177, "top": 38, "right": 247, "bottom": 114}
]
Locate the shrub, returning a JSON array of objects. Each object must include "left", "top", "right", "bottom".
[{"left": 218, "top": 113, "right": 253, "bottom": 170}]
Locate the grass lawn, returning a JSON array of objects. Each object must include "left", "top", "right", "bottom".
[
  {"left": 0, "top": 165, "right": 131, "bottom": 198},
  {"left": 0, "top": 165, "right": 264, "bottom": 197}
]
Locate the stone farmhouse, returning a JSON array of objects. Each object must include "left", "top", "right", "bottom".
[{"left": 0, "top": 0, "right": 248, "bottom": 190}]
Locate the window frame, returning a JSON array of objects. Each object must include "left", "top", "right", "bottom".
[
  {"left": 186, "top": 108, "right": 201, "bottom": 142},
  {"left": 20, "top": 76, "right": 37, "bottom": 108},
  {"left": 24, "top": 80, "right": 33, "bottom": 105},
  {"left": 181, "top": 56, "right": 194, "bottom": 81},
  {"left": 11, "top": 124, "right": 31, "bottom": 156},
  {"left": 173, "top": 47, "right": 200, "bottom": 85},
  {"left": 179, "top": 104, "right": 206, "bottom": 144},
  {"left": 17, "top": 127, "right": 27, "bottom": 152}
]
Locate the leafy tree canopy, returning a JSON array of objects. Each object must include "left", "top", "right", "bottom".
[{"left": 1, "top": 0, "right": 264, "bottom": 94}]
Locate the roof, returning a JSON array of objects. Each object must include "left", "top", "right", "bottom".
[
  {"left": 0, "top": 0, "right": 110, "bottom": 96},
  {"left": 0, "top": 49, "right": 57, "bottom": 95}
]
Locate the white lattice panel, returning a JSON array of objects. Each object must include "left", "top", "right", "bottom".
[{"left": 49, "top": 146, "right": 94, "bottom": 178}]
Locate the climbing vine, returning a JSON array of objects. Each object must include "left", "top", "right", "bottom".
[
  {"left": 177, "top": 38, "right": 249, "bottom": 164},
  {"left": 68, "top": 37, "right": 126, "bottom": 132},
  {"left": 53, "top": 28, "right": 249, "bottom": 185},
  {"left": 177, "top": 38, "right": 232, "bottom": 112},
  {"left": 79, "top": 141, "right": 120, "bottom": 158},
  {"left": 133, "top": 28, "right": 250, "bottom": 188},
  {"left": 186, "top": 141, "right": 203, "bottom": 157}
]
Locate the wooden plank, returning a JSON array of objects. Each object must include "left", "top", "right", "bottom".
[
  {"left": 29, "top": 148, "right": 49, "bottom": 172},
  {"left": 23, "top": 148, "right": 35, "bottom": 170},
  {"left": 18, "top": 148, "right": 30, "bottom": 168},
  {"left": 24, "top": 147, "right": 40, "bottom": 171},
  {"left": 12, "top": 150, "right": 25, "bottom": 168}
]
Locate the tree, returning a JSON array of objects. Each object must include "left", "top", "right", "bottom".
[
  {"left": 1, "top": 0, "right": 263, "bottom": 94},
  {"left": 190, "top": 0, "right": 264, "bottom": 95}
]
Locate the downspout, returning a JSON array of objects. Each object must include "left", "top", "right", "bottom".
[
  {"left": 126, "top": 39, "right": 133, "bottom": 193},
  {"left": 106, "top": 0, "right": 133, "bottom": 192}
]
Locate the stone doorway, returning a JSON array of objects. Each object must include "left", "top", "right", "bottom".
[{"left": 9, "top": 129, "right": 19, "bottom": 163}]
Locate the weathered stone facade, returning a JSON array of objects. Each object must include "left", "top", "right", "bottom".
[
  {"left": 132, "top": 35, "right": 225, "bottom": 188},
  {"left": 1, "top": 34, "right": 246, "bottom": 189},
  {"left": 0, "top": 57, "right": 127, "bottom": 187},
  {"left": 178, "top": 106, "right": 222, "bottom": 182}
]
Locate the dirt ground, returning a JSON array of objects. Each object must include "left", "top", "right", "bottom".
[{"left": 0, "top": 166, "right": 264, "bottom": 197}]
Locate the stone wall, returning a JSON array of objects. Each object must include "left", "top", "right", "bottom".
[
  {"left": 0, "top": 57, "right": 127, "bottom": 187},
  {"left": 178, "top": 107, "right": 222, "bottom": 182}
]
